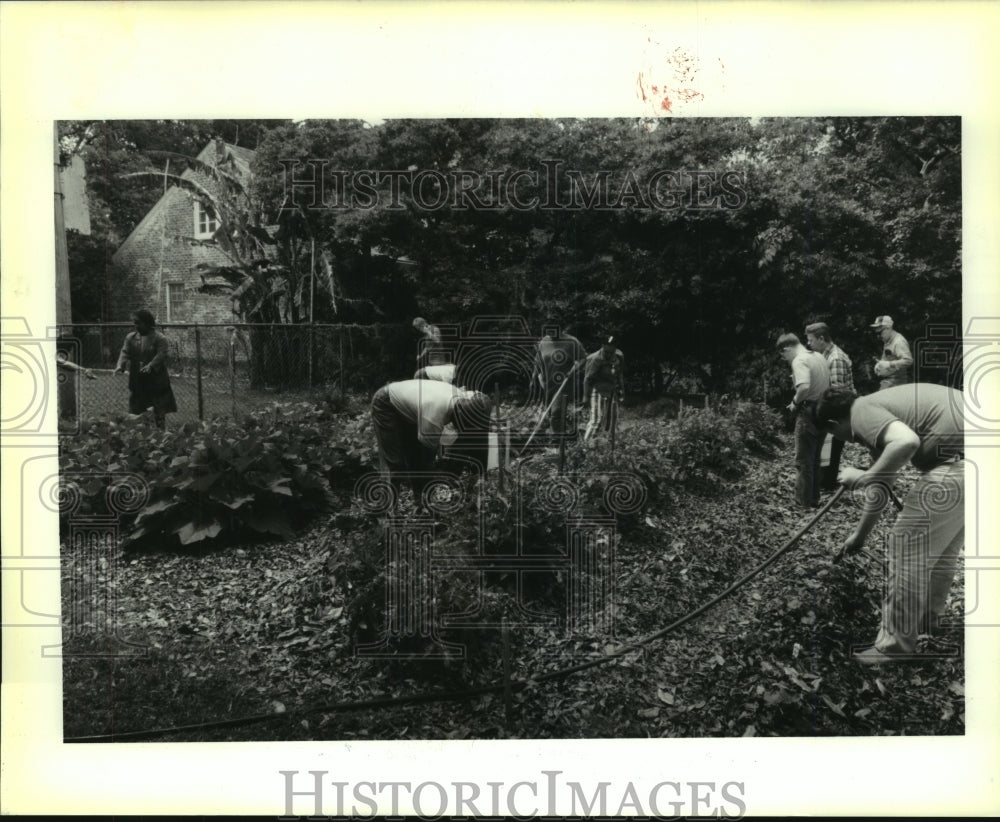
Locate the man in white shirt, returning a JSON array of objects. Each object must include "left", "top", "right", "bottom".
[
  {"left": 370, "top": 378, "right": 491, "bottom": 506},
  {"left": 777, "top": 332, "right": 830, "bottom": 508}
]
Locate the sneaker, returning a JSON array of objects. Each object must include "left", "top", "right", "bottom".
[{"left": 853, "top": 646, "right": 909, "bottom": 666}]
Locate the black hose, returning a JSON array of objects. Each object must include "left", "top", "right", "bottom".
[{"left": 65, "top": 487, "right": 845, "bottom": 743}]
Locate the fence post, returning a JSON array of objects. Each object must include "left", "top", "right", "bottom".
[
  {"left": 308, "top": 323, "right": 315, "bottom": 390},
  {"left": 230, "top": 329, "right": 237, "bottom": 420},
  {"left": 309, "top": 238, "right": 316, "bottom": 389},
  {"left": 194, "top": 325, "right": 204, "bottom": 422},
  {"left": 610, "top": 395, "right": 617, "bottom": 457}
]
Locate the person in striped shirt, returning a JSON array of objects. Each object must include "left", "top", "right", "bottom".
[
  {"left": 805, "top": 322, "right": 855, "bottom": 491},
  {"left": 583, "top": 336, "right": 625, "bottom": 441}
]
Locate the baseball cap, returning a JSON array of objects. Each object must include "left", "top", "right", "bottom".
[{"left": 870, "top": 315, "right": 894, "bottom": 329}]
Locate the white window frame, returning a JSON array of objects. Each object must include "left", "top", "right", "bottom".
[
  {"left": 193, "top": 200, "right": 218, "bottom": 240},
  {"left": 165, "top": 282, "right": 189, "bottom": 322}
]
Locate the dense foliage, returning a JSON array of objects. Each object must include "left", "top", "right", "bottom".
[
  {"left": 60, "top": 405, "right": 965, "bottom": 741},
  {"left": 61, "top": 117, "right": 961, "bottom": 393},
  {"left": 59, "top": 400, "right": 375, "bottom": 550}
]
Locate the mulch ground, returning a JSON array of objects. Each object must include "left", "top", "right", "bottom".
[{"left": 61, "top": 435, "right": 966, "bottom": 742}]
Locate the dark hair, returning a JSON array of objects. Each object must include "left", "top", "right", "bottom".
[
  {"left": 452, "top": 392, "right": 492, "bottom": 432},
  {"left": 133, "top": 309, "right": 155, "bottom": 327},
  {"left": 804, "top": 322, "right": 831, "bottom": 342},
  {"left": 775, "top": 332, "right": 800, "bottom": 351},
  {"left": 815, "top": 387, "right": 857, "bottom": 426}
]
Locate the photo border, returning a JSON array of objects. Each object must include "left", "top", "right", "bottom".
[{"left": 2, "top": 1, "right": 998, "bottom": 816}]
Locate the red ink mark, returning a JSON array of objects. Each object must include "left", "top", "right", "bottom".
[
  {"left": 636, "top": 72, "right": 649, "bottom": 102},
  {"left": 637, "top": 44, "right": 708, "bottom": 116}
]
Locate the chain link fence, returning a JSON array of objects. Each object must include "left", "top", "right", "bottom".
[{"left": 59, "top": 323, "right": 417, "bottom": 423}]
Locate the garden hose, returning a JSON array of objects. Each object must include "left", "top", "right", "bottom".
[{"left": 65, "top": 487, "right": 846, "bottom": 743}]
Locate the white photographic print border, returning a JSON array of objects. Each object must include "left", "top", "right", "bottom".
[{"left": 2, "top": 1, "right": 999, "bottom": 816}]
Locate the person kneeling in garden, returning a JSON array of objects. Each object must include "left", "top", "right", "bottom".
[
  {"left": 816, "top": 383, "right": 965, "bottom": 666},
  {"left": 371, "top": 378, "right": 492, "bottom": 507}
]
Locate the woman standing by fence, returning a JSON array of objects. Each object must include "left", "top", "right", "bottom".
[{"left": 114, "top": 309, "right": 178, "bottom": 429}]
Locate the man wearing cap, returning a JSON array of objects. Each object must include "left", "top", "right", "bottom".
[
  {"left": 370, "top": 378, "right": 491, "bottom": 505},
  {"left": 413, "top": 316, "right": 446, "bottom": 370},
  {"left": 777, "top": 333, "right": 830, "bottom": 508},
  {"left": 871, "top": 315, "right": 913, "bottom": 391},
  {"left": 816, "top": 383, "right": 964, "bottom": 665},
  {"left": 583, "top": 336, "right": 625, "bottom": 441},
  {"left": 805, "top": 322, "right": 855, "bottom": 491}
]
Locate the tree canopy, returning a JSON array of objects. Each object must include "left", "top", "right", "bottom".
[{"left": 61, "top": 116, "right": 961, "bottom": 394}]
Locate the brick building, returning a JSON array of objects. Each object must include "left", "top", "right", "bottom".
[{"left": 110, "top": 139, "right": 255, "bottom": 327}]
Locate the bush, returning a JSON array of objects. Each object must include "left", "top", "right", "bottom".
[
  {"left": 59, "top": 402, "right": 375, "bottom": 550},
  {"left": 723, "top": 400, "right": 784, "bottom": 456},
  {"left": 333, "top": 480, "right": 533, "bottom": 679},
  {"left": 664, "top": 407, "right": 746, "bottom": 482}
]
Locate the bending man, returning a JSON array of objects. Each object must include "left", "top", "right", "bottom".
[
  {"left": 371, "top": 378, "right": 491, "bottom": 506},
  {"left": 816, "top": 383, "right": 965, "bottom": 665}
]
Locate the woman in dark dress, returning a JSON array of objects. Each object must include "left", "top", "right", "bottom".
[{"left": 114, "top": 309, "right": 178, "bottom": 429}]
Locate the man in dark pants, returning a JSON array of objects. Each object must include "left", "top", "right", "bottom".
[
  {"left": 805, "top": 322, "right": 855, "bottom": 491},
  {"left": 777, "top": 333, "right": 830, "bottom": 508},
  {"left": 371, "top": 378, "right": 491, "bottom": 507},
  {"left": 816, "top": 383, "right": 964, "bottom": 665},
  {"left": 532, "top": 327, "right": 587, "bottom": 438},
  {"left": 583, "top": 336, "right": 625, "bottom": 442}
]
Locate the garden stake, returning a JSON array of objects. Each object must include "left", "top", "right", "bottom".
[
  {"left": 609, "top": 395, "right": 617, "bottom": 457},
  {"left": 495, "top": 382, "right": 505, "bottom": 494},
  {"left": 502, "top": 617, "right": 513, "bottom": 727},
  {"left": 339, "top": 327, "right": 345, "bottom": 398},
  {"left": 558, "top": 394, "right": 567, "bottom": 475}
]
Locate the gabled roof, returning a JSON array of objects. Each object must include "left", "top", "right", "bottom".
[
  {"left": 112, "top": 139, "right": 256, "bottom": 264},
  {"left": 194, "top": 138, "right": 255, "bottom": 180}
]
